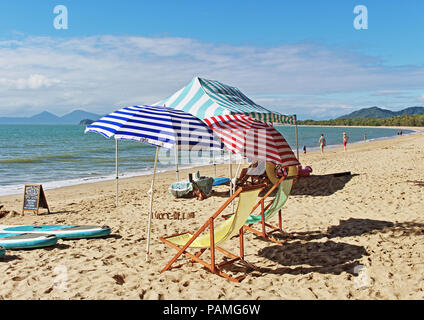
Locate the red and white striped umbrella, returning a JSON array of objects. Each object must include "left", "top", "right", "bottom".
[{"left": 203, "top": 115, "right": 299, "bottom": 166}]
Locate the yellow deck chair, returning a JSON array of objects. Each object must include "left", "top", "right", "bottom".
[{"left": 160, "top": 184, "right": 266, "bottom": 282}]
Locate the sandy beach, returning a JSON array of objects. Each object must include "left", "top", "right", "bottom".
[{"left": 1, "top": 129, "right": 424, "bottom": 300}]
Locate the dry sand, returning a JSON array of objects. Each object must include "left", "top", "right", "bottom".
[{"left": 0, "top": 130, "right": 423, "bottom": 300}]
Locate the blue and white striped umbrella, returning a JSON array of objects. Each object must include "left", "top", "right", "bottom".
[
  {"left": 152, "top": 77, "right": 296, "bottom": 125},
  {"left": 85, "top": 105, "right": 223, "bottom": 150},
  {"left": 85, "top": 105, "right": 224, "bottom": 261}
]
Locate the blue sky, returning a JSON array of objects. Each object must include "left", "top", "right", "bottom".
[{"left": 0, "top": 1, "right": 423, "bottom": 119}]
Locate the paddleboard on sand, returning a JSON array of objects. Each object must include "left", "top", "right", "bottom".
[
  {"left": 212, "top": 177, "right": 231, "bottom": 186},
  {"left": 0, "top": 246, "right": 5, "bottom": 257},
  {"left": 0, "top": 225, "right": 111, "bottom": 240},
  {"left": 0, "top": 233, "right": 58, "bottom": 249}
]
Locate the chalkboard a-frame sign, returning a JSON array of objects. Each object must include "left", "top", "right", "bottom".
[{"left": 22, "top": 184, "right": 50, "bottom": 215}]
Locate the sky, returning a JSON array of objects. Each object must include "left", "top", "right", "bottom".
[{"left": 0, "top": 1, "right": 423, "bottom": 120}]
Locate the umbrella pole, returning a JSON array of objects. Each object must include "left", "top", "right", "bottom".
[
  {"left": 228, "top": 151, "right": 234, "bottom": 211},
  {"left": 233, "top": 159, "right": 242, "bottom": 194},
  {"left": 232, "top": 157, "right": 242, "bottom": 213},
  {"left": 295, "top": 122, "right": 299, "bottom": 160},
  {"left": 228, "top": 151, "right": 233, "bottom": 194},
  {"left": 212, "top": 151, "right": 216, "bottom": 178},
  {"left": 115, "top": 139, "right": 119, "bottom": 207},
  {"left": 146, "top": 146, "right": 159, "bottom": 261},
  {"left": 174, "top": 146, "right": 179, "bottom": 181}
]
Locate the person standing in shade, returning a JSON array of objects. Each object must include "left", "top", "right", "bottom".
[
  {"left": 343, "top": 132, "right": 349, "bottom": 152},
  {"left": 319, "top": 134, "right": 326, "bottom": 154}
]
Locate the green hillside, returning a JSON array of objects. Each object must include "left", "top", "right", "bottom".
[
  {"left": 298, "top": 114, "right": 424, "bottom": 127},
  {"left": 337, "top": 106, "right": 424, "bottom": 119}
]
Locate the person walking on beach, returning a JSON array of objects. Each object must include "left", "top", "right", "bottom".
[
  {"left": 319, "top": 134, "right": 326, "bottom": 154},
  {"left": 343, "top": 132, "right": 349, "bottom": 152},
  {"left": 303, "top": 145, "right": 307, "bottom": 154}
]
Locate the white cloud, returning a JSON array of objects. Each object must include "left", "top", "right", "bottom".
[
  {"left": 370, "top": 90, "right": 403, "bottom": 97},
  {"left": 0, "top": 35, "right": 423, "bottom": 118},
  {"left": 0, "top": 74, "right": 60, "bottom": 90}
]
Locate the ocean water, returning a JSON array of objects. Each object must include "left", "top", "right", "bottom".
[{"left": 0, "top": 124, "right": 413, "bottom": 195}]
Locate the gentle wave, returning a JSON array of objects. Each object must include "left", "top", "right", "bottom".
[
  {"left": 0, "top": 158, "right": 44, "bottom": 164},
  {"left": 0, "top": 154, "right": 80, "bottom": 164}
]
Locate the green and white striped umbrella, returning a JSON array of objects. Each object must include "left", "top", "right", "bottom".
[{"left": 153, "top": 77, "right": 296, "bottom": 125}]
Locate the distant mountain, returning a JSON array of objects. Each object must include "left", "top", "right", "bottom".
[
  {"left": 60, "top": 110, "right": 101, "bottom": 124},
  {"left": 30, "top": 111, "right": 60, "bottom": 123},
  {"left": 337, "top": 106, "right": 424, "bottom": 119},
  {"left": 396, "top": 106, "right": 424, "bottom": 116},
  {"left": 0, "top": 109, "right": 102, "bottom": 125}
]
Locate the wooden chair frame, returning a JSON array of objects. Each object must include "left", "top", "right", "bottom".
[
  {"left": 160, "top": 184, "right": 266, "bottom": 283},
  {"left": 243, "top": 175, "right": 298, "bottom": 245}
]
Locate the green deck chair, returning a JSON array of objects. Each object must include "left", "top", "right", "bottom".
[{"left": 243, "top": 170, "right": 296, "bottom": 244}]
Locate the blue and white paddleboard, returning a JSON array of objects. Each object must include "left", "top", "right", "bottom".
[
  {"left": 0, "top": 225, "right": 111, "bottom": 240},
  {"left": 212, "top": 177, "right": 231, "bottom": 186},
  {"left": 0, "top": 246, "right": 5, "bottom": 257},
  {"left": 0, "top": 233, "right": 58, "bottom": 249}
]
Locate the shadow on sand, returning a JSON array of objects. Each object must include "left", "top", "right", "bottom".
[
  {"left": 220, "top": 239, "right": 367, "bottom": 277},
  {"left": 0, "top": 253, "right": 22, "bottom": 263},
  {"left": 290, "top": 173, "right": 359, "bottom": 197},
  {"left": 208, "top": 172, "right": 358, "bottom": 199},
  {"left": 406, "top": 180, "right": 424, "bottom": 187},
  {"left": 287, "top": 218, "right": 424, "bottom": 241},
  {"left": 223, "top": 218, "right": 424, "bottom": 277},
  {"left": 255, "top": 240, "right": 368, "bottom": 276}
]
